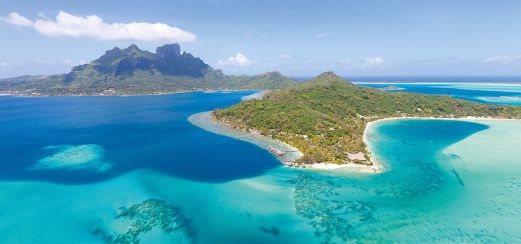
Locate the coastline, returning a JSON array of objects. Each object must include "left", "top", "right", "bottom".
[
  {"left": 190, "top": 87, "right": 521, "bottom": 174},
  {"left": 240, "top": 90, "right": 269, "bottom": 101},
  {"left": 190, "top": 110, "right": 521, "bottom": 174},
  {"left": 188, "top": 110, "right": 382, "bottom": 173},
  {"left": 188, "top": 111, "right": 303, "bottom": 165},
  {"left": 366, "top": 115, "right": 521, "bottom": 125},
  {"left": 0, "top": 88, "right": 259, "bottom": 98},
  {"left": 362, "top": 115, "right": 521, "bottom": 172}
]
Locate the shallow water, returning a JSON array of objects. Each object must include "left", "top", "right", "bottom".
[
  {"left": 355, "top": 119, "right": 521, "bottom": 242},
  {"left": 357, "top": 82, "right": 521, "bottom": 105},
  {"left": 1, "top": 91, "right": 521, "bottom": 243}
]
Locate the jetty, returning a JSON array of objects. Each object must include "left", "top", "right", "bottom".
[{"left": 267, "top": 146, "right": 285, "bottom": 156}]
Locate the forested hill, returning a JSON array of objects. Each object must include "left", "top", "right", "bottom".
[
  {"left": 0, "top": 44, "right": 297, "bottom": 96},
  {"left": 214, "top": 72, "right": 521, "bottom": 165}
]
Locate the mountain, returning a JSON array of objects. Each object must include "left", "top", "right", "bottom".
[
  {"left": 69, "top": 44, "right": 210, "bottom": 79},
  {"left": 213, "top": 72, "right": 521, "bottom": 165},
  {"left": 0, "top": 44, "right": 297, "bottom": 96}
]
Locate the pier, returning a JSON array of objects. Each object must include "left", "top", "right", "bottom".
[{"left": 267, "top": 146, "right": 286, "bottom": 156}]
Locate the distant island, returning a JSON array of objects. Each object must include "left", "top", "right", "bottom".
[
  {"left": 381, "top": 85, "right": 402, "bottom": 91},
  {"left": 213, "top": 72, "right": 521, "bottom": 167},
  {"left": 0, "top": 44, "right": 297, "bottom": 96}
]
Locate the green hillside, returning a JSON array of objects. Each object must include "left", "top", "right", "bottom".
[{"left": 214, "top": 72, "right": 521, "bottom": 165}]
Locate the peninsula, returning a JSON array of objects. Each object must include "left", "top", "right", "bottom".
[
  {"left": 0, "top": 44, "right": 297, "bottom": 96},
  {"left": 213, "top": 72, "right": 521, "bottom": 166}
]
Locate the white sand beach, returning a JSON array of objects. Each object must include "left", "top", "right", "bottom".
[{"left": 189, "top": 111, "right": 384, "bottom": 173}]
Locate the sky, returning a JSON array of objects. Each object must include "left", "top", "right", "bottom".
[{"left": 1, "top": 0, "right": 521, "bottom": 78}]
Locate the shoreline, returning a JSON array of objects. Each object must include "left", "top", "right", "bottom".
[
  {"left": 190, "top": 110, "right": 521, "bottom": 174},
  {"left": 188, "top": 111, "right": 304, "bottom": 164},
  {"left": 0, "top": 89, "right": 259, "bottom": 98},
  {"left": 362, "top": 115, "right": 521, "bottom": 173},
  {"left": 188, "top": 110, "right": 382, "bottom": 173},
  {"left": 366, "top": 116, "right": 521, "bottom": 125}
]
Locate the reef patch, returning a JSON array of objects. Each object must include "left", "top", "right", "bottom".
[
  {"left": 35, "top": 144, "right": 111, "bottom": 172},
  {"left": 94, "top": 199, "right": 194, "bottom": 244}
]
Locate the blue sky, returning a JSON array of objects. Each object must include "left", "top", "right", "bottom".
[{"left": 1, "top": 0, "right": 521, "bottom": 78}]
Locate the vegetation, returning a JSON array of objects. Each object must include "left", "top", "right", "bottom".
[
  {"left": 214, "top": 72, "right": 521, "bottom": 165},
  {"left": 0, "top": 44, "right": 297, "bottom": 96}
]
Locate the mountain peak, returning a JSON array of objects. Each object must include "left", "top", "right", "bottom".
[
  {"left": 1, "top": 44, "right": 298, "bottom": 95},
  {"left": 307, "top": 71, "right": 348, "bottom": 86},
  {"left": 126, "top": 44, "right": 139, "bottom": 50},
  {"left": 156, "top": 44, "right": 181, "bottom": 59},
  {"left": 122, "top": 44, "right": 150, "bottom": 56},
  {"left": 258, "top": 71, "right": 283, "bottom": 78},
  {"left": 84, "top": 43, "right": 210, "bottom": 77},
  {"left": 316, "top": 71, "right": 341, "bottom": 80}
]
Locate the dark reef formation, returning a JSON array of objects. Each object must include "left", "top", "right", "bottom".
[{"left": 94, "top": 199, "right": 194, "bottom": 244}]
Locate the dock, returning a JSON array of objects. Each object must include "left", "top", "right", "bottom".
[{"left": 267, "top": 146, "right": 286, "bottom": 156}]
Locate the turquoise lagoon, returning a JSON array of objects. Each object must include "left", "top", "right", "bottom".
[
  {"left": 357, "top": 82, "right": 521, "bottom": 105},
  {"left": 0, "top": 90, "right": 520, "bottom": 243}
]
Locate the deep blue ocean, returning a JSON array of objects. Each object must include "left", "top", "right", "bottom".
[{"left": 0, "top": 91, "right": 280, "bottom": 184}]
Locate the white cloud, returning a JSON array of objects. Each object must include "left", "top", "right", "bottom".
[
  {"left": 483, "top": 55, "right": 521, "bottom": 64},
  {"left": 361, "top": 57, "right": 385, "bottom": 66},
  {"left": 315, "top": 33, "right": 327, "bottom": 38},
  {"left": 0, "top": 62, "right": 12, "bottom": 68},
  {"left": 217, "top": 53, "right": 251, "bottom": 67},
  {"left": 64, "top": 58, "right": 74, "bottom": 66},
  {"left": 37, "top": 12, "right": 48, "bottom": 19},
  {"left": 2, "top": 11, "right": 196, "bottom": 42},
  {"left": 337, "top": 57, "right": 385, "bottom": 68},
  {"left": 279, "top": 54, "right": 293, "bottom": 59},
  {"left": 2, "top": 12, "right": 33, "bottom": 27}
]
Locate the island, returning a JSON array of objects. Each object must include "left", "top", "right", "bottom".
[
  {"left": 0, "top": 44, "right": 297, "bottom": 96},
  {"left": 381, "top": 85, "right": 403, "bottom": 91},
  {"left": 211, "top": 72, "right": 521, "bottom": 169}
]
